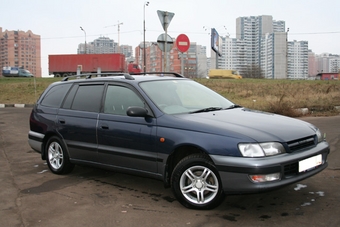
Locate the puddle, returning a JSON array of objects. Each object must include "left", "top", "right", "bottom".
[
  {"left": 294, "top": 184, "right": 307, "bottom": 191},
  {"left": 37, "top": 170, "right": 48, "bottom": 174},
  {"left": 294, "top": 184, "right": 326, "bottom": 207},
  {"left": 301, "top": 202, "right": 311, "bottom": 207},
  {"left": 316, "top": 191, "right": 325, "bottom": 196}
]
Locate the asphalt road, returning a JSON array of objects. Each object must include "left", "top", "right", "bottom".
[{"left": 1, "top": 108, "right": 339, "bottom": 227}]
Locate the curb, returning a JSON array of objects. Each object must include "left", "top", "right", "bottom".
[
  {"left": 296, "top": 107, "right": 340, "bottom": 115},
  {"left": 0, "top": 104, "right": 34, "bottom": 108}
]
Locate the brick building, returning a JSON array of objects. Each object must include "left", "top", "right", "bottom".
[
  {"left": 0, "top": 27, "right": 41, "bottom": 77},
  {"left": 135, "top": 41, "right": 207, "bottom": 78}
]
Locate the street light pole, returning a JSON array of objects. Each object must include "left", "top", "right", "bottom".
[
  {"left": 286, "top": 28, "right": 289, "bottom": 79},
  {"left": 116, "top": 21, "right": 123, "bottom": 53},
  {"left": 80, "top": 26, "right": 86, "bottom": 54},
  {"left": 143, "top": 1, "right": 149, "bottom": 73}
]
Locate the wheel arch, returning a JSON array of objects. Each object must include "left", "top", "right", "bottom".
[
  {"left": 41, "top": 131, "right": 69, "bottom": 160},
  {"left": 163, "top": 144, "right": 214, "bottom": 188}
]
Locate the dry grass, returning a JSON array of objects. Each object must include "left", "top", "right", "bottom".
[
  {"left": 1, "top": 77, "right": 339, "bottom": 117},
  {"left": 196, "top": 78, "right": 340, "bottom": 117}
]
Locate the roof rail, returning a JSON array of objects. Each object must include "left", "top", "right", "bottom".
[
  {"left": 135, "top": 72, "right": 185, "bottom": 78},
  {"left": 61, "top": 73, "right": 135, "bottom": 81}
]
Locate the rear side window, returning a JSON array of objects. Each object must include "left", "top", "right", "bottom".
[
  {"left": 40, "top": 84, "right": 71, "bottom": 108},
  {"left": 70, "top": 85, "right": 104, "bottom": 112}
]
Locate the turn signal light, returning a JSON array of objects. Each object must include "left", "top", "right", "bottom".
[{"left": 249, "top": 173, "right": 280, "bottom": 183}]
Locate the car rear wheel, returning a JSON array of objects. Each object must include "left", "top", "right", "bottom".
[
  {"left": 171, "top": 154, "right": 225, "bottom": 209},
  {"left": 46, "top": 136, "right": 74, "bottom": 174}
]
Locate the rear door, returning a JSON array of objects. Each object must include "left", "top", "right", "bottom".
[
  {"left": 57, "top": 83, "right": 104, "bottom": 162},
  {"left": 97, "top": 83, "right": 158, "bottom": 174}
]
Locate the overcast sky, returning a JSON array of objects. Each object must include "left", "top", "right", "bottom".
[{"left": 1, "top": 0, "right": 339, "bottom": 76}]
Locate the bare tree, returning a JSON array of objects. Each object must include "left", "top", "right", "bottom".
[{"left": 242, "top": 64, "right": 264, "bottom": 79}]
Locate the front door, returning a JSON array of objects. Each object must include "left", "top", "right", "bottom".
[{"left": 97, "top": 84, "right": 157, "bottom": 174}]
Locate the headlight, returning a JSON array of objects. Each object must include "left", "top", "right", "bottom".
[
  {"left": 238, "top": 142, "right": 286, "bottom": 157},
  {"left": 315, "top": 128, "right": 323, "bottom": 143}
]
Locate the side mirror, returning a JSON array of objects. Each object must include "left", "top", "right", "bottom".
[{"left": 126, "top": 106, "right": 151, "bottom": 117}]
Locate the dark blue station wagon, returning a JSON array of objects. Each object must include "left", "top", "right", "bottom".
[{"left": 28, "top": 73, "right": 330, "bottom": 209}]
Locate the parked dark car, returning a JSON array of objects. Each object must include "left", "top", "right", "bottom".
[{"left": 28, "top": 73, "right": 330, "bottom": 209}]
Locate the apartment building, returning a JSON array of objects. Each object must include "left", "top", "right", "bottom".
[
  {"left": 135, "top": 41, "right": 164, "bottom": 72},
  {"left": 261, "top": 32, "right": 287, "bottom": 79},
  {"left": 329, "top": 57, "right": 340, "bottom": 73},
  {"left": 78, "top": 36, "right": 118, "bottom": 54},
  {"left": 288, "top": 40, "right": 308, "bottom": 79},
  {"left": 0, "top": 27, "right": 41, "bottom": 77},
  {"left": 308, "top": 50, "right": 318, "bottom": 77},
  {"left": 135, "top": 41, "right": 206, "bottom": 78},
  {"left": 214, "top": 36, "right": 246, "bottom": 75},
  {"left": 313, "top": 53, "right": 340, "bottom": 74},
  {"left": 120, "top": 45, "right": 133, "bottom": 58},
  {"left": 235, "top": 15, "right": 287, "bottom": 78},
  {"left": 236, "top": 15, "right": 275, "bottom": 66}
]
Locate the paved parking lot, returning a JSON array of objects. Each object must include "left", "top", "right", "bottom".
[{"left": 1, "top": 108, "right": 339, "bottom": 227}]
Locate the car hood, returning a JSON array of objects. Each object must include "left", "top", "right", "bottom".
[{"left": 163, "top": 108, "right": 316, "bottom": 142}]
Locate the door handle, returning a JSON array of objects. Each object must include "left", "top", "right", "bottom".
[
  {"left": 58, "top": 118, "right": 65, "bottom": 124},
  {"left": 100, "top": 124, "right": 109, "bottom": 130}
]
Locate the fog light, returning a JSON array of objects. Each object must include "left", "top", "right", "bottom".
[{"left": 250, "top": 173, "right": 280, "bottom": 183}]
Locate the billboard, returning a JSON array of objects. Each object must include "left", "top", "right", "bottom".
[{"left": 211, "top": 28, "right": 222, "bottom": 57}]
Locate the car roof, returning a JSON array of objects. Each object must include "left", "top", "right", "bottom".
[{"left": 56, "top": 72, "right": 186, "bottom": 85}]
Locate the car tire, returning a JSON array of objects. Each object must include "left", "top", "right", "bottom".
[
  {"left": 45, "top": 136, "right": 74, "bottom": 174},
  {"left": 171, "top": 154, "right": 225, "bottom": 209}
]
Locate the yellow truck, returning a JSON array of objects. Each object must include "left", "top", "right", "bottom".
[{"left": 208, "top": 69, "right": 242, "bottom": 79}]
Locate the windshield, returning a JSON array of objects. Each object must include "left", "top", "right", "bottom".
[{"left": 140, "top": 79, "right": 234, "bottom": 114}]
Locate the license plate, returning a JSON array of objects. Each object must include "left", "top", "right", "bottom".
[{"left": 299, "top": 154, "right": 322, "bottom": 172}]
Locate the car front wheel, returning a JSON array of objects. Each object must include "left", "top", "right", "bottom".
[
  {"left": 45, "top": 136, "right": 74, "bottom": 174},
  {"left": 171, "top": 154, "right": 225, "bottom": 209}
]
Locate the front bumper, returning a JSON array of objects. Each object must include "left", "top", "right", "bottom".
[{"left": 210, "top": 141, "right": 330, "bottom": 194}]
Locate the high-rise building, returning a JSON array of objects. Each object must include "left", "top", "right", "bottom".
[
  {"left": 261, "top": 32, "right": 287, "bottom": 79},
  {"left": 308, "top": 50, "right": 318, "bottom": 77},
  {"left": 329, "top": 57, "right": 340, "bottom": 73},
  {"left": 135, "top": 42, "right": 162, "bottom": 72},
  {"left": 77, "top": 36, "right": 134, "bottom": 64},
  {"left": 196, "top": 45, "right": 208, "bottom": 78},
  {"left": 288, "top": 40, "right": 308, "bottom": 79},
  {"left": 236, "top": 15, "right": 275, "bottom": 67},
  {"left": 315, "top": 53, "right": 340, "bottom": 74},
  {"left": 214, "top": 36, "right": 246, "bottom": 75},
  {"left": 120, "top": 45, "right": 133, "bottom": 58},
  {"left": 78, "top": 36, "right": 115, "bottom": 54},
  {"left": 0, "top": 27, "right": 42, "bottom": 77},
  {"left": 235, "top": 15, "right": 287, "bottom": 78},
  {"left": 135, "top": 41, "right": 205, "bottom": 78},
  {"left": 316, "top": 53, "right": 331, "bottom": 73}
]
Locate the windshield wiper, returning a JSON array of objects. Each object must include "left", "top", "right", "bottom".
[
  {"left": 225, "top": 104, "right": 242, "bottom": 110},
  {"left": 190, "top": 105, "right": 242, "bottom": 114},
  {"left": 190, "top": 107, "right": 223, "bottom": 114}
]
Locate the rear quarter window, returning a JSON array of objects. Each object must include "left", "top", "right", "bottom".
[{"left": 40, "top": 84, "right": 71, "bottom": 108}]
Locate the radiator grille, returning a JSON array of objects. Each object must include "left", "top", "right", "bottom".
[{"left": 287, "top": 136, "right": 315, "bottom": 152}]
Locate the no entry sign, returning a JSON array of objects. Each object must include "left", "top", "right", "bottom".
[{"left": 176, "top": 34, "right": 190, "bottom": 53}]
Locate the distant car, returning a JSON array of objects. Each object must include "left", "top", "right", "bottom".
[{"left": 28, "top": 72, "right": 330, "bottom": 209}]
